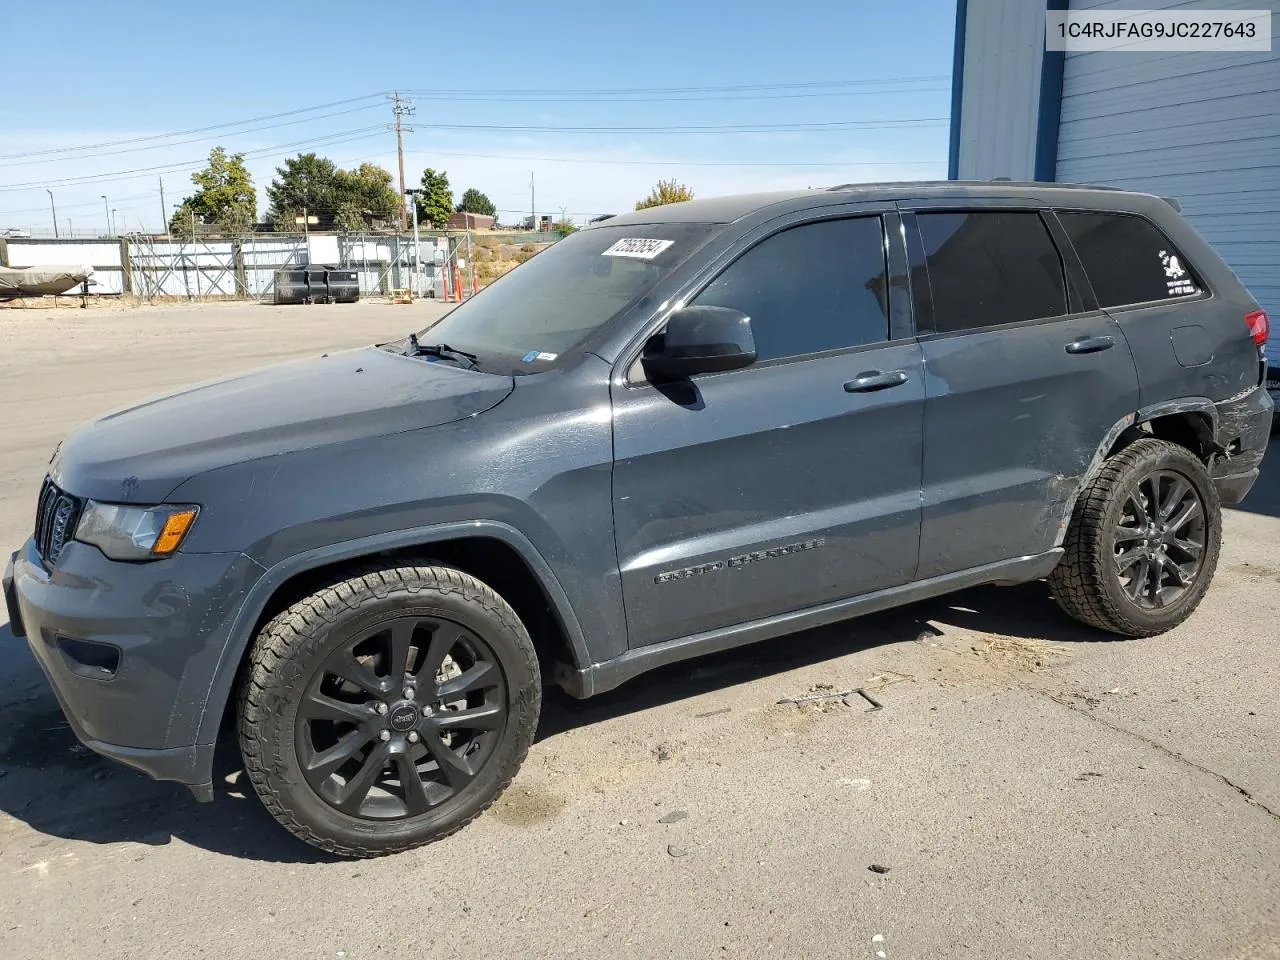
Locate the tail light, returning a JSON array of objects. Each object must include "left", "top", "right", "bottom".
[{"left": 1245, "top": 309, "right": 1269, "bottom": 346}]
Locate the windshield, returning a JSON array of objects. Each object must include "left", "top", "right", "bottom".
[{"left": 413, "top": 223, "right": 719, "bottom": 375}]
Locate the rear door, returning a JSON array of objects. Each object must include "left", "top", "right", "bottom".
[
  {"left": 610, "top": 207, "right": 925, "bottom": 647},
  {"left": 901, "top": 202, "right": 1141, "bottom": 578},
  {"left": 1053, "top": 209, "right": 1261, "bottom": 405}
]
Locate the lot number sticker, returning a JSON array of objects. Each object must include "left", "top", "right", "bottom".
[{"left": 602, "top": 238, "right": 674, "bottom": 260}]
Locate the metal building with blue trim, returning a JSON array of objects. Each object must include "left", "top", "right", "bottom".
[{"left": 948, "top": 0, "right": 1280, "bottom": 363}]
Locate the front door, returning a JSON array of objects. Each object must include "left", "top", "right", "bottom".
[{"left": 610, "top": 213, "right": 925, "bottom": 647}]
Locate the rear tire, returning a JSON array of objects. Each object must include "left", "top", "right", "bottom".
[
  {"left": 1049, "top": 438, "right": 1221, "bottom": 637},
  {"left": 238, "top": 563, "right": 540, "bottom": 858}
]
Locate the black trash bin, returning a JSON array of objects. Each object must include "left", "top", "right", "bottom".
[
  {"left": 326, "top": 268, "right": 359, "bottom": 303},
  {"left": 273, "top": 266, "right": 359, "bottom": 304},
  {"left": 273, "top": 270, "right": 309, "bottom": 304}
]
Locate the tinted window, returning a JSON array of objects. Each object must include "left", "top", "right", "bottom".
[
  {"left": 692, "top": 217, "right": 888, "bottom": 362},
  {"left": 917, "top": 211, "right": 1068, "bottom": 333},
  {"left": 1058, "top": 211, "right": 1201, "bottom": 307}
]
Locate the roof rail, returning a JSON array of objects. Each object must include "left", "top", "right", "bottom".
[{"left": 824, "top": 179, "right": 1128, "bottom": 193}]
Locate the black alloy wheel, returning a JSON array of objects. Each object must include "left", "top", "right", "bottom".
[
  {"left": 295, "top": 614, "right": 507, "bottom": 820},
  {"left": 1111, "top": 469, "right": 1207, "bottom": 610},
  {"left": 239, "top": 564, "right": 541, "bottom": 857},
  {"left": 1050, "top": 437, "right": 1221, "bottom": 637}
]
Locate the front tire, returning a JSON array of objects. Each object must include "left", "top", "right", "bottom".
[
  {"left": 1050, "top": 438, "right": 1221, "bottom": 637},
  {"left": 238, "top": 563, "right": 540, "bottom": 858}
]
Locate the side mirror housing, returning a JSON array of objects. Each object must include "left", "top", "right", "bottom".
[{"left": 641, "top": 306, "right": 756, "bottom": 381}]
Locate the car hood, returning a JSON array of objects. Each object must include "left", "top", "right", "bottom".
[{"left": 50, "top": 346, "right": 514, "bottom": 504}]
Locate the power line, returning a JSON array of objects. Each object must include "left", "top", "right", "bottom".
[
  {"left": 413, "top": 149, "right": 943, "bottom": 168},
  {"left": 0, "top": 103, "right": 386, "bottom": 168},
  {"left": 0, "top": 190, "right": 156, "bottom": 216},
  {"left": 401, "top": 86, "right": 948, "bottom": 104},
  {"left": 0, "top": 93, "right": 390, "bottom": 162},
  {"left": 0, "top": 77, "right": 947, "bottom": 164},
  {"left": 413, "top": 118, "right": 947, "bottom": 134},
  {"left": 0, "top": 127, "right": 388, "bottom": 192},
  {"left": 406, "top": 76, "right": 949, "bottom": 96}
]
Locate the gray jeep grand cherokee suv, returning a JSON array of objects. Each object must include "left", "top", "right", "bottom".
[{"left": 5, "top": 182, "right": 1273, "bottom": 856}]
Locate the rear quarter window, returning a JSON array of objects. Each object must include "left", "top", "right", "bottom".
[{"left": 1057, "top": 211, "right": 1203, "bottom": 309}]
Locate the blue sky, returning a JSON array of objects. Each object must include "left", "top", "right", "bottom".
[{"left": 0, "top": 0, "right": 957, "bottom": 234}]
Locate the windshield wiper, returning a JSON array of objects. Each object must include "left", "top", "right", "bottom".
[{"left": 404, "top": 334, "right": 479, "bottom": 370}]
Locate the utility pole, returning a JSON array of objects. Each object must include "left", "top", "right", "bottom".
[
  {"left": 101, "top": 195, "right": 110, "bottom": 236},
  {"left": 389, "top": 92, "right": 415, "bottom": 231},
  {"left": 159, "top": 176, "right": 169, "bottom": 239},
  {"left": 47, "top": 190, "right": 58, "bottom": 238},
  {"left": 530, "top": 172, "right": 535, "bottom": 232}
]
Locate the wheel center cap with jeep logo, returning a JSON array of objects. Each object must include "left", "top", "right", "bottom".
[{"left": 389, "top": 705, "right": 418, "bottom": 732}]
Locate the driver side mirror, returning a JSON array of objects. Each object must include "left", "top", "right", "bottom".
[{"left": 641, "top": 306, "right": 757, "bottom": 381}]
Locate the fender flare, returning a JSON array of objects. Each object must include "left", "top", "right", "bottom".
[
  {"left": 193, "top": 519, "right": 593, "bottom": 746},
  {"left": 1134, "top": 397, "right": 1218, "bottom": 437},
  {"left": 1052, "top": 397, "right": 1219, "bottom": 548}
]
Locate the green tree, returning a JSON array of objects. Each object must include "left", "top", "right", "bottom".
[
  {"left": 456, "top": 187, "right": 496, "bottom": 219},
  {"left": 334, "top": 162, "right": 400, "bottom": 231},
  {"left": 416, "top": 168, "right": 454, "bottom": 228},
  {"left": 552, "top": 219, "right": 578, "bottom": 238},
  {"left": 266, "top": 155, "right": 400, "bottom": 232},
  {"left": 266, "top": 152, "right": 339, "bottom": 229},
  {"left": 169, "top": 147, "right": 257, "bottom": 236},
  {"left": 635, "top": 178, "right": 694, "bottom": 210}
]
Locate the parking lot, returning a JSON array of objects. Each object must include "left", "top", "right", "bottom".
[{"left": 1, "top": 300, "right": 1278, "bottom": 959}]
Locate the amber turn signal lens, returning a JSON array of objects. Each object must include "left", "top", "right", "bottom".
[{"left": 152, "top": 509, "right": 198, "bottom": 556}]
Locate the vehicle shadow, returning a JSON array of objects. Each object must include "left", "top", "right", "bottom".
[
  {"left": 0, "top": 623, "right": 339, "bottom": 864},
  {"left": 0, "top": 575, "right": 1118, "bottom": 863},
  {"left": 535, "top": 576, "right": 1108, "bottom": 741}
]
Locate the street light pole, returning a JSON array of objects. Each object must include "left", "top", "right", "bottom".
[
  {"left": 47, "top": 190, "right": 58, "bottom": 238},
  {"left": 101, "top": 195, "right": 110, "bottom": 235},
  {"left": 405, "top": 188, "right": 421, "bottom": 298},
  {"left": 112, "top": 209, "right": 119, "bottom": 236}
]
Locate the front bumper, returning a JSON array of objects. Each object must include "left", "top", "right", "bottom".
[
  {"left": 1210, "top": 383, "right": 1274, "bottom": 504},
  {"left": 4, "top": 538, "right": 262, "bottom": 795}
]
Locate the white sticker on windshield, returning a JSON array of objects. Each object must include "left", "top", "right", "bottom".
[{"left": 601, "top": 238, "right": 674, "bottom": 260}]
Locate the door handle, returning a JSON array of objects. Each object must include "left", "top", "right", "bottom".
[
  {"left": 1065, "top": 335, "right": 1115, "bottom": 355},
  {"left": 844, "top": 370, "right": 909, "bottom": 393}
]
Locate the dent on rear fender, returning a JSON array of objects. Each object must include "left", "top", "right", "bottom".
[{"left": 1050, "top": 413, "right": 1137, "bottom": 548}]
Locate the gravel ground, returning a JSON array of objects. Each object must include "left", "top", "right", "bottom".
[{"left": 1, "top": 300, "right": 1277, "bottom": 959}]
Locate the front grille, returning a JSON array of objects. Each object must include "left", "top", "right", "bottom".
[{"left": 34, "top": 478, "right": 83, "bottom": 566}]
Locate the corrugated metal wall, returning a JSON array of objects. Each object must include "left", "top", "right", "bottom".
[
  {"left": 1056, "top": 0, "right": 1280, "bottom": 361},
  {"left": 954, "top": 0, "right": 1047, "bottom": 180}
]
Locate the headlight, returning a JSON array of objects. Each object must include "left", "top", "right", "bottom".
[{"left": 74, "top": 501, "right": 199, "bottom": 561}]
